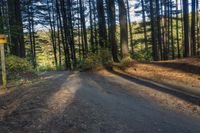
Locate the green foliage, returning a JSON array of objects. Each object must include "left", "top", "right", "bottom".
[
  {"left": 98, "top": 49, "right": 113, "bottom": 66},
  {"left": 56, "top": 65, "right": 66, "bottom": 71},
  {"left": 78, "top": 49, "right": 112, "bottom": 71},
  {"left": 37, "top": 65, "right": 57, "bottom": 72},
  {"left": 132, "top": 48, "right": 152, "bottom": 61},
  {"left": 25, "top": 32, "right": 57, "bottom": 68},
  {"left": 120, "top": 57, "right": 133, "bottom": 67},
  {"left": 4, "top": 55, "right": 36, "bottom": 82},
  {"left": 79, "top": 53, "right": 101, "bottom": 70},
  {"left": 6, "top": 55, "right": 33, "bottom": 73}
]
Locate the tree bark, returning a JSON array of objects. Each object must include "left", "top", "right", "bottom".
[
  {"left": 118, "top": 0, "right": 130, "bottom": 59},
  {"left": 107, "top": 0, "right": 119, "bottom": 62},
  {"left": 96, "top": 0, "right": 107, "bottom": 48},
  {"left": 183, "top": 0, "right": 190, "bottom": 57}
]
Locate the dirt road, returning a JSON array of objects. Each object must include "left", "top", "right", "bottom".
[{"left": 0, "top": 71, "right": 200, "bottom": 133}]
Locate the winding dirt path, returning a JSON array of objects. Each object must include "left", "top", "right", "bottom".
[{"left": 0, "top": 71, "right": 200, "bottom": 133}]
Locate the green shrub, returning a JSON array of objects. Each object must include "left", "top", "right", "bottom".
[
  {"left": 6, "top": 55, "right": 33, "bottom": 73},
  {"left": 78, "top": 49, "right": 113, "bottom": 71},
  {"left": 120, "top": 57, "right": 133, "bottom": 67},
  {"left": 56, "top": 65, "right": 66, "bottom": 71},
  {"left": 132, "top": 49, "right": 152, "bottom": 61},
  {"left": 37, "top": 65, "right": 56, "bottom": 72},
  {"left": 98, "top": 49, "right": 112, "bottom": 66},
  {"left": 80, "top": 53, "right": 101, "bottom": 70}
]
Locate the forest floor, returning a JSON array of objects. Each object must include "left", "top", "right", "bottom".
[
  {"left": 0, "top": 71, "right": 200, "bottom": 132},
  {"left": 113, "top": 57, "right": 200, "bottom": 97}
]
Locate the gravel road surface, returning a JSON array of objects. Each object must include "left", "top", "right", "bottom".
[{"left": 0, "top": 71, "right": 200, "bottom": 133}]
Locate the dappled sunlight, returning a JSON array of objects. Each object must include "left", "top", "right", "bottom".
[
  {"left": 112, "top": 59, "right": 200, "bottom": 89},
  {"left": 96, "top": 69, "right": 116, "bottom": 77},
  {"left": 40, "top": 73, "right": 65, "bottom": 80},
  {"left": 0, "top": 71, "right": 200, "bottom": 132},
  {"left": 47, "top": 88, "right": 73, "bottom": 115},
  {"left": 0, "top": 71, "right": 85, "bottom": 131},
  {"left": 47, "top": 72, "right": 82, "bottom": 113},
  {"left": 65, "top": 72, "right": 82, "bottom": 93},
  {"left": 34, "top": 72, "right": 83, "bottom": 129},
  {"left": 106, "top": 69, "right": 200, "bottom": 107},
  {"left": 0, "top": 0, "right": 200, "bottom": 131}
]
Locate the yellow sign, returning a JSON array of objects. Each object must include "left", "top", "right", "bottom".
[{"left": 0, "top": 34, "right": 7, "bottom": 44}]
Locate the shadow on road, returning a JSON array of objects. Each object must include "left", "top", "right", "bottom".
[
  {"left": 107, "top": 69, "right": 200, "bottom": 106},
  {"left": 0, "top": 71, "right": 200, "bottom": 132}
]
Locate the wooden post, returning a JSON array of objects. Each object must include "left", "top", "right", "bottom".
[
  {"left": 0, "top": 34, "right": 7, "bottom": 89},
  {"left": 0, "top": 44, "right": 6, "bottom": 88}
]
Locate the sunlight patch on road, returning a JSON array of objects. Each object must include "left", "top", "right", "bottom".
[
  {"left": 40, "top": 74, "right": 64, "bottom": 80},
  {"left": 47, "top": 72, "right": 82, "bottom": 113},
  {"left": 36, "top": 72, "right": 82, "bottom": 128}
]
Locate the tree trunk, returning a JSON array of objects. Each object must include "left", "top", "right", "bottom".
[
  {"left": 156, "top": 0, "right": 162, "bottom": 60},
  {"left": 89, "top": 0, "right": 95, "bottom": 53},
  {"left": 118, "top": 0, "right": 130, "bottom": 59},
  {"left": 107, "top": 0, "right": 119, "bottom": 62},
  {"left": 150, "top": 0, "right": 159, "bottom": 61},
  {"left": 79, "top": 0, "right": 88, "bottom": 54},
  {"left": 141, "top": 0, "right": 148, "bottom": 52},
  {"left": 183, "top": 0, "right": 190, "bottom": 57},
  {"left": 191, "top": 0, "right": 196, "bottom": 56},
  {"left": 96, "top": 0, "right": 107, "bottom": 48},
  {"left": 126, "top": 0, "right": 134, "bottom": 55},
  {"left": 176, "top": 0, "right": 180, "bottom": 58},
  {"left": 7, "top": 0, "right": 25, "bottom": 57}
]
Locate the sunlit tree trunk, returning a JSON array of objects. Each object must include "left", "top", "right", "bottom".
[{"left": 118, "top": 0, "right": 130, "bottom": 59}]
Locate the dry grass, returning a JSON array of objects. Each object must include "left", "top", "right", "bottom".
[
  {"left": 97, "top": 58, "right": 200, "bottom": 116},
  {"left": 114, "top": 57, "right": 200, "bottom": 88}
]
